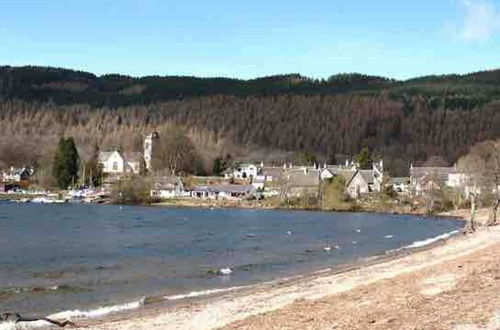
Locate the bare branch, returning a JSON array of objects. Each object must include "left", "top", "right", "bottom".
[{"left": 0, "top": 312, "right": 76, "bottom": 328}]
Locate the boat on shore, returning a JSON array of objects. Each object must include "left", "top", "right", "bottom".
[
  {"left": 31, "top": 196, "right": 56, "bottom": 204},
  {"left": 5, "top": 188, "right": 110, "bottom": 205}
]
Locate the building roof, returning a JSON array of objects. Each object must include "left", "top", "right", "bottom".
[
  {"left": 358, "top": 170, "right": 375, "bottom": 184},
  {"left": 410, "top": 166, "right": 456, "bottom": 183},
  {"left": 99, "top": 150, "right": 142, "bottom": 164},
  {"left": 153, "top": 176, "right": 183, "bottom": 190},
  {"left": 9, "top": 167, "right": 30, "bottom": 176},
  {"left": 345, "top": 169, "right": 375, "bottom": 187},
  {"left": 261, "top": 166, "right": 284, "bottom": 179},
  {"left": 98, "top": 151, "right": 119, "bottom": 163},
  {"left": 390, "top": 177, "right": 410, "bottom": 184},
  {"left": 123, "top": 152, "right": 142, "bottom": 163},
  {"left": 286, "top": 168, "right": 320, "bottom": 187},
  {"left": 191, "top": 184, "right": 255, "bottom": 194},
  {"left": 335, "top": 169, "right": 357, "bottom": 182}
]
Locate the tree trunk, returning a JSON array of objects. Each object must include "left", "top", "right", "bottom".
[
  {"left": 467, "top": 194, "right": 477, "bottom": 233},
  {"left": 489, "top": 198, "right": 500, "bottom": 226}
]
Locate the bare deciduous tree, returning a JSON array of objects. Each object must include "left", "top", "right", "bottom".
[
  {"left": 152, "top": 127, "right": 203, "bottom": 176},
  {"left": 458, "top": 140, "right": 500, "bottom": 232}
]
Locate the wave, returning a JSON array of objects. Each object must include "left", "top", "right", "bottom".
[
  {"left": 164, "top": 285, "right": 250, "bottom": 301},
  {"left": 0, "top": 300, "right": 146, "bottom": 330},
  {"left": 403, "top": 230, "right": 460, "bottom": 249},
  {"left": 0, "top": 286, "right": 253, "bottom": 329},
  {"left": 48, "top": 299, "right": 143, "bottom": 319}
]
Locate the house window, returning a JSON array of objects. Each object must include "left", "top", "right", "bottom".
[{"left": 112, "top": 162, "right": 118, "bottom": 171}]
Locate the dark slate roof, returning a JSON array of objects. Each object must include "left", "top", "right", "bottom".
[
  {"left": 123, "top": 152, "right": 142, "bottom": 163},
  {"left": 98, "top": 150, "right": 119, "bottom": 163},
  {"left": 261, "top": 166, "right": 284, "bottom": 178},
  {"left": 11, "top": 168, "right": 30, "bottom": 176},
  {"left": 390, "top": 177, "right": 410, "bottom": 184},
  {"left": 346, "top": 170, "right": 374, "bottom": 187},
  {"left": 337, "top": 169, "right": 356, "bottom": 181},
  {"left": 358, "top": 170, "right": 375, "bottom": 184},
  {"left": 153, "top": 176, "right": 183, "bottom": 189},
  {"left": 286, "top": 168, "right": 320, "bottom": 187},
  {"left": 191, "top": 184, "right": 255, "bottom": 194},
  {"left": 410, "top": 167, "right": 456, "bottom": 183}
]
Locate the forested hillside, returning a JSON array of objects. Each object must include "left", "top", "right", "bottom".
[{"left": 1, "top": 65, "right": 500, "bottom": 176}]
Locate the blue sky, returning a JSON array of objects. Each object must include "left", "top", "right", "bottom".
[{"left": 0, "top": 0, "right": 499, "bottom": 79}]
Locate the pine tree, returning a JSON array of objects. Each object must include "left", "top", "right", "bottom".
[
  {"left": 356, "top": 147, "right": 373, "bottom": 170},
  {"left": 52, "top": 137, "right": 80, "bottom": 189}
]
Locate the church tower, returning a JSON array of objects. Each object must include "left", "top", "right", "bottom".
[{"left": 143, "top": 132, "right": 159, "bottom": 172}]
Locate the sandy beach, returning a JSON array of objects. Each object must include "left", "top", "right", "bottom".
[{"left": 45, "top": 208, "right": 495, "bottom": 330}]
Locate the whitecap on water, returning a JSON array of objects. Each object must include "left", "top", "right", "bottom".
[
  {"left": 403, "top": 230, "right": 459, "bottom": 249},
  {"left": 219, "top": 268, "right": 233, "bottom": 275},
  {"left": 0, "top": 300, "right": 145, "bottom": 330},
  {"left": 164, "top": 285, "right": 250, "bottom": 301},
  {"left": 49, "top": 299, "right": 144, "bottom": 320}
]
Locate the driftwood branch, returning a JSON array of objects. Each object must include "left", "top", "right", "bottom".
[{"left": 0, "top": 312, "right": 76, "bottom": 327}]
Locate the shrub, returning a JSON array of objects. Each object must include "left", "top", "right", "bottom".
[{"left": 112, "top": 176, "right": 153, "bottom": 204}]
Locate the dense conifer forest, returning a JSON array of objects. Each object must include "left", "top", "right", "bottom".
[{"left": 1, "top": 65, "right": 500, "bottom": 176}]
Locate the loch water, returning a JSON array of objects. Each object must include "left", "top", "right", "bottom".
[{"left": 0, "top": 202, "right": 462, "bottom": 316}]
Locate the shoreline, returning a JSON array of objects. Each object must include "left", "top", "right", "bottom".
[
  {"left": 151, "top": 198, "right": 469, "bottom": 221},
  {"left": 2, "top": 195, "right": 467, "bottom": 222},
  {"left": 60, "top": 211, "right": 479, "bottom": 330}
]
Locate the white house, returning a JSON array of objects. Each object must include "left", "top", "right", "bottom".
[
  {"left": 447, "top": 172, "right": 482, "bottom": 198},
  {"left": 320, "top": 165, "right": 355, "bottom": 181},
  {"left": 251, "top": 176, "right": 265, "bottom": 190},
  {"left": 390, "top": 177, "right": 410, "bottom": 194},
  {"left": 99, "top": 150, "right": 142, "bottom": 175},
  {"left": 409, "top": 165, "right": 457, "bottom": 195},
  {"left": 189, "top": 184, "right": 255, "bottom": 200},
  {"left": 260, "top": 166, "right": 283, "bottom": 182},
  {"left": 346, "top": 170, "right": 374, "bottom": 199},
  {"left": 2, "top": 167, "right": 33, "bottom": 182},
  {"left": 225, "top": 163, "right": 261, "bottom": 180},
  {"left": 345, "top": 161, "right": 384, "bottom": 199},
  {"left": 150, "top": 176, "right": 185, "bottom": 199}
]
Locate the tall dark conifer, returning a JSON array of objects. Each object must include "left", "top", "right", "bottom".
[{"left": 53, "top": 137, "right": 80, "bottom": 189}]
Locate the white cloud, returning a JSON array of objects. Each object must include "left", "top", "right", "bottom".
[{"left": 452, "top": 0, "right": 500, "bottom": 41}]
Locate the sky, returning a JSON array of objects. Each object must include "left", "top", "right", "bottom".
[{"left": 0, "top": 0, "right": 499, "bottom": 80}]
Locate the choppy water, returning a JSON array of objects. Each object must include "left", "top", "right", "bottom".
[{"left": 0, "top": 202, "right": 462, "bottom": 317}]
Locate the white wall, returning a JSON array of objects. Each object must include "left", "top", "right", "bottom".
[
  {"left": 102, "top": 152, "right": 125, "bottom": 174},
  {"left": 347, "top": 174, "right": 369, "bottom": 198}
]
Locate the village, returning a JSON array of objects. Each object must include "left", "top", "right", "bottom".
[{"left": 0, "top": 131, "right": 484, "bottom": 215}]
